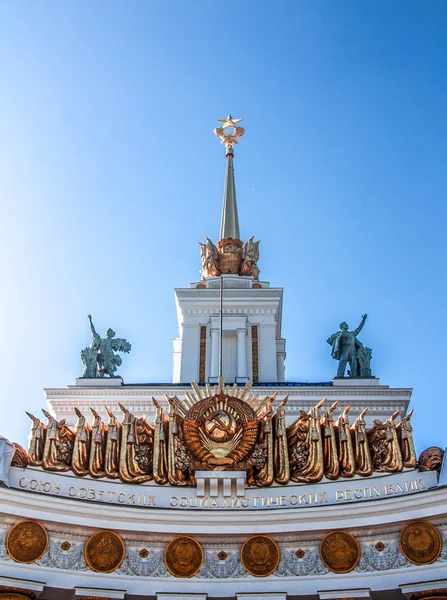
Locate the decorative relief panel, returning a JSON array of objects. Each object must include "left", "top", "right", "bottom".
[
  {"left": 84, "top": 530, "right": 125, "bottom": 573},
  {"left": 0, "top": 526, "right": 446, "bottom": 579},
  {"left": 240, "top": 535, "right": 280, "bottom": 577},
  {"left": 164, "top": 536, "right": 204, "bottom": 578},
  {"left": 319, "top": 531, "right": 360, "bottom": 574},
  {"left": 6, "top": 520, "right": 48, "bottom": 564},
  {"left": 400, "top": 520, "right": 442, "bottom": 565}
]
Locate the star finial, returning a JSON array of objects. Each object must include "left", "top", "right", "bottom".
[
  {"left": 217, "top": 114, "right": 243, "bottom": 129},
  {"left": 214, "top": 114, "right": 245, "bottom": 152}
]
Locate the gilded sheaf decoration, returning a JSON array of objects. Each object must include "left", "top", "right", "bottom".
[
  {"left": 18, "top": 378, "right": 420, "bottom": 487},
  {"left": 6, "top": 520, "right": 48, "bottom": 564}
]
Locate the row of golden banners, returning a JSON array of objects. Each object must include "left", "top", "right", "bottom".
[{"left": 5, "top": 519, "right": 443, "bottom": 577}]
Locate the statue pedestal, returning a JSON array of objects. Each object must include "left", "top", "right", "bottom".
[
  {"left": 333, "top": 377, "right": 380, "bottom": 387},
  {"left": 73, "top": 377, "right": 124, "bottom": 387}
]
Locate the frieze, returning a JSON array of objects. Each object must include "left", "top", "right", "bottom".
[
  {"left": 9, "top": 468, "right": 437, "bottom": 510},
  {"left": 0, "top": 528, "right": 445, "bottom": 578},
  {"left": 45, "top": 388, "right": 412, "bottom": 399},
  {"left": 176, "top": 289, "right": 281, "bottom": 298},
  {"left": 182, "top": 308, "right": 278, "bottom": 316}
]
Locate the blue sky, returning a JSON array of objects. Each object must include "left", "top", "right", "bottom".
[{"left": 0, "top": 1, "right": 446, "bottom": 453}]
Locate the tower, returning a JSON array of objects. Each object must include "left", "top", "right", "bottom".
[
  {"left": 1, "top": 114, "right": 444, "bottom": 600},
  {"left": 173, "top": 116, "right": 286, "bottom": 383}
]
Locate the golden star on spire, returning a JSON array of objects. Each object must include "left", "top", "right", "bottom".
[{"left": 217, "top": 114, "right": 243, "bottom": 128}]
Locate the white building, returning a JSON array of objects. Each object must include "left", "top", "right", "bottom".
[{"left": 0, "top": 118, "right": 445, "bottom": 600}]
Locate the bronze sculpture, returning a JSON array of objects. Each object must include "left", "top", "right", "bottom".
[
  {"left": 327, "top": 314, "right": 372, "bottom": 377},
  {"left": 81, "top": 315, "right": 131, "bottom": 378},
  {"left": 22, "top": 380, "right": 420, "bottom": 487}
]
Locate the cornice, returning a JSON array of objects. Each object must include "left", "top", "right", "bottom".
[
  {"left": 0, "top": 485, "right": 446, "bottom": 535},
  {"left": 44, "top": 385, "right": 412, "bottom": 397},
  {"left": 175, "top": 288, "right": 284, "bottom": 297},
  {"left": 181, "top": 307, "right": 280, "bottom": 316}
]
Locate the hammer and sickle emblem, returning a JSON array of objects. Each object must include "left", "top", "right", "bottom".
[{"left": 205, "top": 410, "right": 236, "bottom": 442}]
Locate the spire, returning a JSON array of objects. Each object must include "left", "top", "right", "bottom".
[
  {"left": 198, "top": 116, "right": 260, "bottom": 280},
  {"left": 220, "top": 152, "right": 240, "bottom": 240},
  {"left": 214, "top": 114, "right": 245, "bottom": 241}
]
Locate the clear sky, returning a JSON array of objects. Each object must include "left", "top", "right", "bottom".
[{"left": 0, "top": 1, "right": 446, "bottom": 454}]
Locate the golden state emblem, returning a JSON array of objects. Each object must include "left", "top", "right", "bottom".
[
  {"left": 183, "top": 393, "right": 258, "bottom": 469},
  {"left": 183, "top": 393, "right": 258, "bottom": 468}
]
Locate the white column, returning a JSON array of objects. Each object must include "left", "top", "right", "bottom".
[
  {"left": 236, "top": 328, "right": 247, "bottom": 379},
  {"left": 276, "top": 351, "right": 286, "bottom": 382},
  {"left": 179, "top": 324, "right": 201, "bottom": 383},
  {"left": 210, "top": 328, "right": 219, "bottom": 378}
]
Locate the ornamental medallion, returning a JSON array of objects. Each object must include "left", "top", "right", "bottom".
[
  {"left": 400, "top": 520, "right": 442, "bottom": 565},
  {"left": 240, "top": 535, "right": 280, "bottom": 577},
  {"left": 183, "top": 393, "right": 258, "bottom": 468},
  {"left": 6, "top": 520, "right": 48, "bottom": 564},
  {"left": 320, "top": 530, "right": 360, "bottom": 574},
  {"left": 84, "top": 530, "right": 125, "bottom": 573},
  {"left": 164, "top": 536, "right": 204, "bottom": 578}
]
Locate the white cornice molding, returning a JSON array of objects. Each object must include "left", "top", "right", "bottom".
[
  {"left": 175, "top": 288, "right": 284, "bottom": 297},
  {"left": 0, "top": 485, "right": 446, "bottom": 535},
  {"left": 45, "top": 385, "right": 412, "bottom": 396}
]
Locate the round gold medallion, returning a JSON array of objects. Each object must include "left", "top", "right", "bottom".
[
  {"left": 164, "top": 536, "right": 204, "bottom": 578},
  {"left": 84, "top": 530, "right": 125, "bottom": 573},
  {"left": 240, "top": 535, "right": 280, "bottom": 577},
  {"left": 6, "top": 520, "right": 48, "bottom": 564},
  {"left": 400, "top": 520, "right": 442, "bottom": 565},
  {"left": 320, "top": 530, "right": 360, "bottom": 574}
]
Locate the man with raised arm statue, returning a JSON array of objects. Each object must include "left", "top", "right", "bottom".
[
  {"left": 80, "top": 315, "right": 131, "bottom": 378},
  {"left": 327, "top": 314, "right": 368, "bottom": 378}
]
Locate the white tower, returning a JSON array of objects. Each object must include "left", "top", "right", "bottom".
[{"left": 173, "top": 116, "right": 286, "bottom": 384}]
